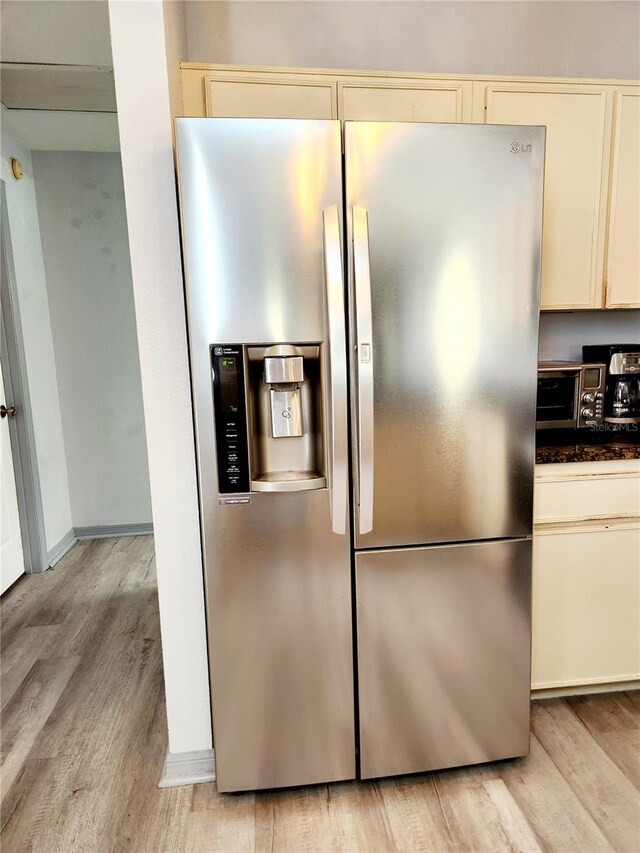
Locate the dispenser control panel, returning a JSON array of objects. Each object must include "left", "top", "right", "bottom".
[{"left": 212, "top": 345, "right": 250, "bottom": 493}]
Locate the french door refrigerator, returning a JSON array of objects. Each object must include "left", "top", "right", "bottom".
[{"left": 175, "top": 118, "right": 544, "bottom": 793}]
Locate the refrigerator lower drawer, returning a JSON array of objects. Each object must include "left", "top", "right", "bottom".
[{"left": 355, "top": 538, "right": 532, "bottom": 780}]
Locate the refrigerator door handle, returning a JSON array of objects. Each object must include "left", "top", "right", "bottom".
[
  {"left": 353, "top": 206, "right": 374, "bottom": 535},
  {"left": 323, "top": 205, "right": 348, "bottom": 535}
]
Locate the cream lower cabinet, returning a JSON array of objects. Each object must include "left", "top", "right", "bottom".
[
  {"left": 532, "top": 522, "right": 640, "bottom": 690},
  {"left": 605, "top": 89, "right": 640, "bottom": 308},
  {"left": 481, "top": 83, "right": 610, "bottom": 310},
  {"left": 532, "top": 461, "right": 640, "bottom": 692}
]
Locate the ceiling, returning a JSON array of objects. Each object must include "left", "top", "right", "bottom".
[
  {"left": 1, "top": 106, "right": 120, "bottom": 151},
  {"left": 0, "top": 0, "right": 115, "bottom": 113},
  {"left": 1, "top": 1, "right": 112, "bottom": 66}
]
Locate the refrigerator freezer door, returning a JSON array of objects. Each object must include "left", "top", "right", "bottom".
[
  {"left": 345, "top": 122, "right": 545, "bottom": 549},
  {"left": 176, "top": 119, "right": 354, "bottom": 792},
  {"left": 355, "top": 539, "right": 532, "bottom": 780}
]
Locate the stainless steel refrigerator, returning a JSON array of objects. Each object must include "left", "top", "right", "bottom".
[{"left": 175, "top": 118, "right": 544, "bottom": 793}]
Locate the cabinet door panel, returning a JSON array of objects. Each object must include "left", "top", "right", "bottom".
[
  {"left": 606, "top": 91, "right": 640, "bottom": 308},
  {"left": 205, "top": 76, "right": 336, "bottom": 119},
  {"left": 486, "top": 86, "right": 609, "bottom": 309},
  {"left": 532, "top": 526, "right": 640, "bottom": 689},
  {"left": 339, "top": 80, "right": 467, "bottom": 123}
]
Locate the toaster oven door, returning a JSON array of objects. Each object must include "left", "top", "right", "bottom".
[{"left": 536, "top": 371, "right": 579, "bottom": 429}]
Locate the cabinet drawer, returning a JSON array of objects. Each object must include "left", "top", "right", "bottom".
[{"left": 534, "top": 465, "right": 640, "bottom": 524}]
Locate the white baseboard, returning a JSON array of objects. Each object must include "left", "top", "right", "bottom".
[
  {"left": 159, "top": 749, "right": 216, "bottom": 788},
  {"left": 45, "top": 524, "right": 153, "bottom": 569},
  {"left": 74, "top": 523, "right": 153, "bottom": 539},
  {"left": 47, "top": 529, "right": 77, "bottom": 567},
  {"left": 532, "top": 679, "right": 640, "bottom": 699}
]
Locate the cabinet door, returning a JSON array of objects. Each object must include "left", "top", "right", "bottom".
[
  {"left": 606, "top": 91, "right": 640, "bottom": 308},
  {"left": 339, "top": 78, "right": 470, "bottom": 123},
  {"left": 205, "top": 74, "right": 336, "bottom": 119},
  {"left": 532, "top": 525, "right": 640, "bottom": 689},
  {"left": 485, "top": 84, "right": 610, "bottom": 309}
]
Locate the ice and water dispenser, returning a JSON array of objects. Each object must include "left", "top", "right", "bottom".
[{"left": 211, "top": 343, "right": 326, "bottom": 494}]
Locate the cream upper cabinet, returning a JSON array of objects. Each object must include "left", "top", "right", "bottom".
[
  {"left": 204, "top": 73, "right": 337, "bottom": 119},
  {"left": 180, "top": 68, "right": 638, "bottom": 312},
  {"left": 605, "top": 90, "right": 640, "bottom": 308},
  {"left": 482, "top": 84, "right": 610, "bottom": 309},
  {"left": 338, "top": 79, "right": 471, "bottom": 123}
]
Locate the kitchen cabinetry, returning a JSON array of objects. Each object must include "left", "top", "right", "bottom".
[
  {"left": 185, "top": 70, "right": 337, "bottom": 119},
  {"left": 605, "top": 90, "right": 640, "bottom": 308},
  {"left": 337, "top": 78, "right": 470, "bottom": 123},
  {"left": 179, "top": 65, "right": 639, "bottom": 311},
  {"left": 481, "top": 83, "right": 610, "bottom": 310},
  {"left": 532, "top": 460, "right": 640, "bottom": 693}
]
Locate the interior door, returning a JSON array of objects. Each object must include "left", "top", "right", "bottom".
[
  {"left": 1, "top": 358, "right": 24, "bottom": 593},
  {"left": 356, "top": 539, "right": 532, "bottom": 779},
  {"left": 345, "top": 122, "right": 544, "bottom": 549}
]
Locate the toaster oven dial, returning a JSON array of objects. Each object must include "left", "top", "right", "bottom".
[
  {"left": 582, "top": 393, "right": 595, "bottom": 404},
  {"left": 581, "top": 407, "right": 594, "bottom": 419}
]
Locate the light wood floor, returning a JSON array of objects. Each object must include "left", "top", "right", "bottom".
[{"left": 1, "top": 536, "right": 638, "bottom": 853}]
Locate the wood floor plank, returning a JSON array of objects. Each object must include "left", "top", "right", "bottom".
[
  {"left": 0, "top": 656, "right": 80, "bottom": 801},
  {"left": 24, "top": 543, "right": 91, "bottom": 628},
  {"left": 481, "top": 778, "right": 544, "bottom": 853},
  {"left": 0, "top": 540, "right": 84, "bottom": 645},
  {"left": 532, "top": 699, "right": 640, "bottom": 852},
  {"left": 109, "top": 682, "right": 174, "bottom": 853},
  {"left": 2, "top": 538, "right": 639, "bottom": 853},
  {"left": 566, "top": 693, "right": 640, "bottom": 789},
  {"left": 258, "top": 785, "right": 337, "bottom": 853},
  {"left": 185, "top": 787, "right": 256, "bottom": 852},
  {"left": 433, "top": 765, "right": 542, "bottom": 852},
  {"left": 323, "top": 779, "right": 399, "bottom": 852},
  {"left": 497, "top": 734, "right": 614, "bottom": 853},
  {"left": 0, "top": 755, "right": 74, "bottom": 850},
  {"left": 0, "top": 625, "right": 60, "bottom": 711},
  {"left": 376, "top": 774, "right": 456, "bottom": 852}
]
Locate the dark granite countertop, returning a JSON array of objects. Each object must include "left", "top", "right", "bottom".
[{"left": 536, "top": 429, "right": 640, "bottom": 464}]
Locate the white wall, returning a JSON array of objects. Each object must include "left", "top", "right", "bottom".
[
  {"left": 185, "top": 1, "right": 640, "bottom": 80},
  {"left": 1, "top": 127, "right": 73, "bottom": 551},
  {"left": 109, "top": 0, "right": 212, "bottom": 757},
  {"left": 32, "top": 151, "right": 151, "bottom": 529},
  {"left": 539, "top": 311, "right": 640, "bottom": 362}
]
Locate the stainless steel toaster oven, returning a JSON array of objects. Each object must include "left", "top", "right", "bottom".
[{"left": 537, "top": 361, "right": 606, "bottom": 430}]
